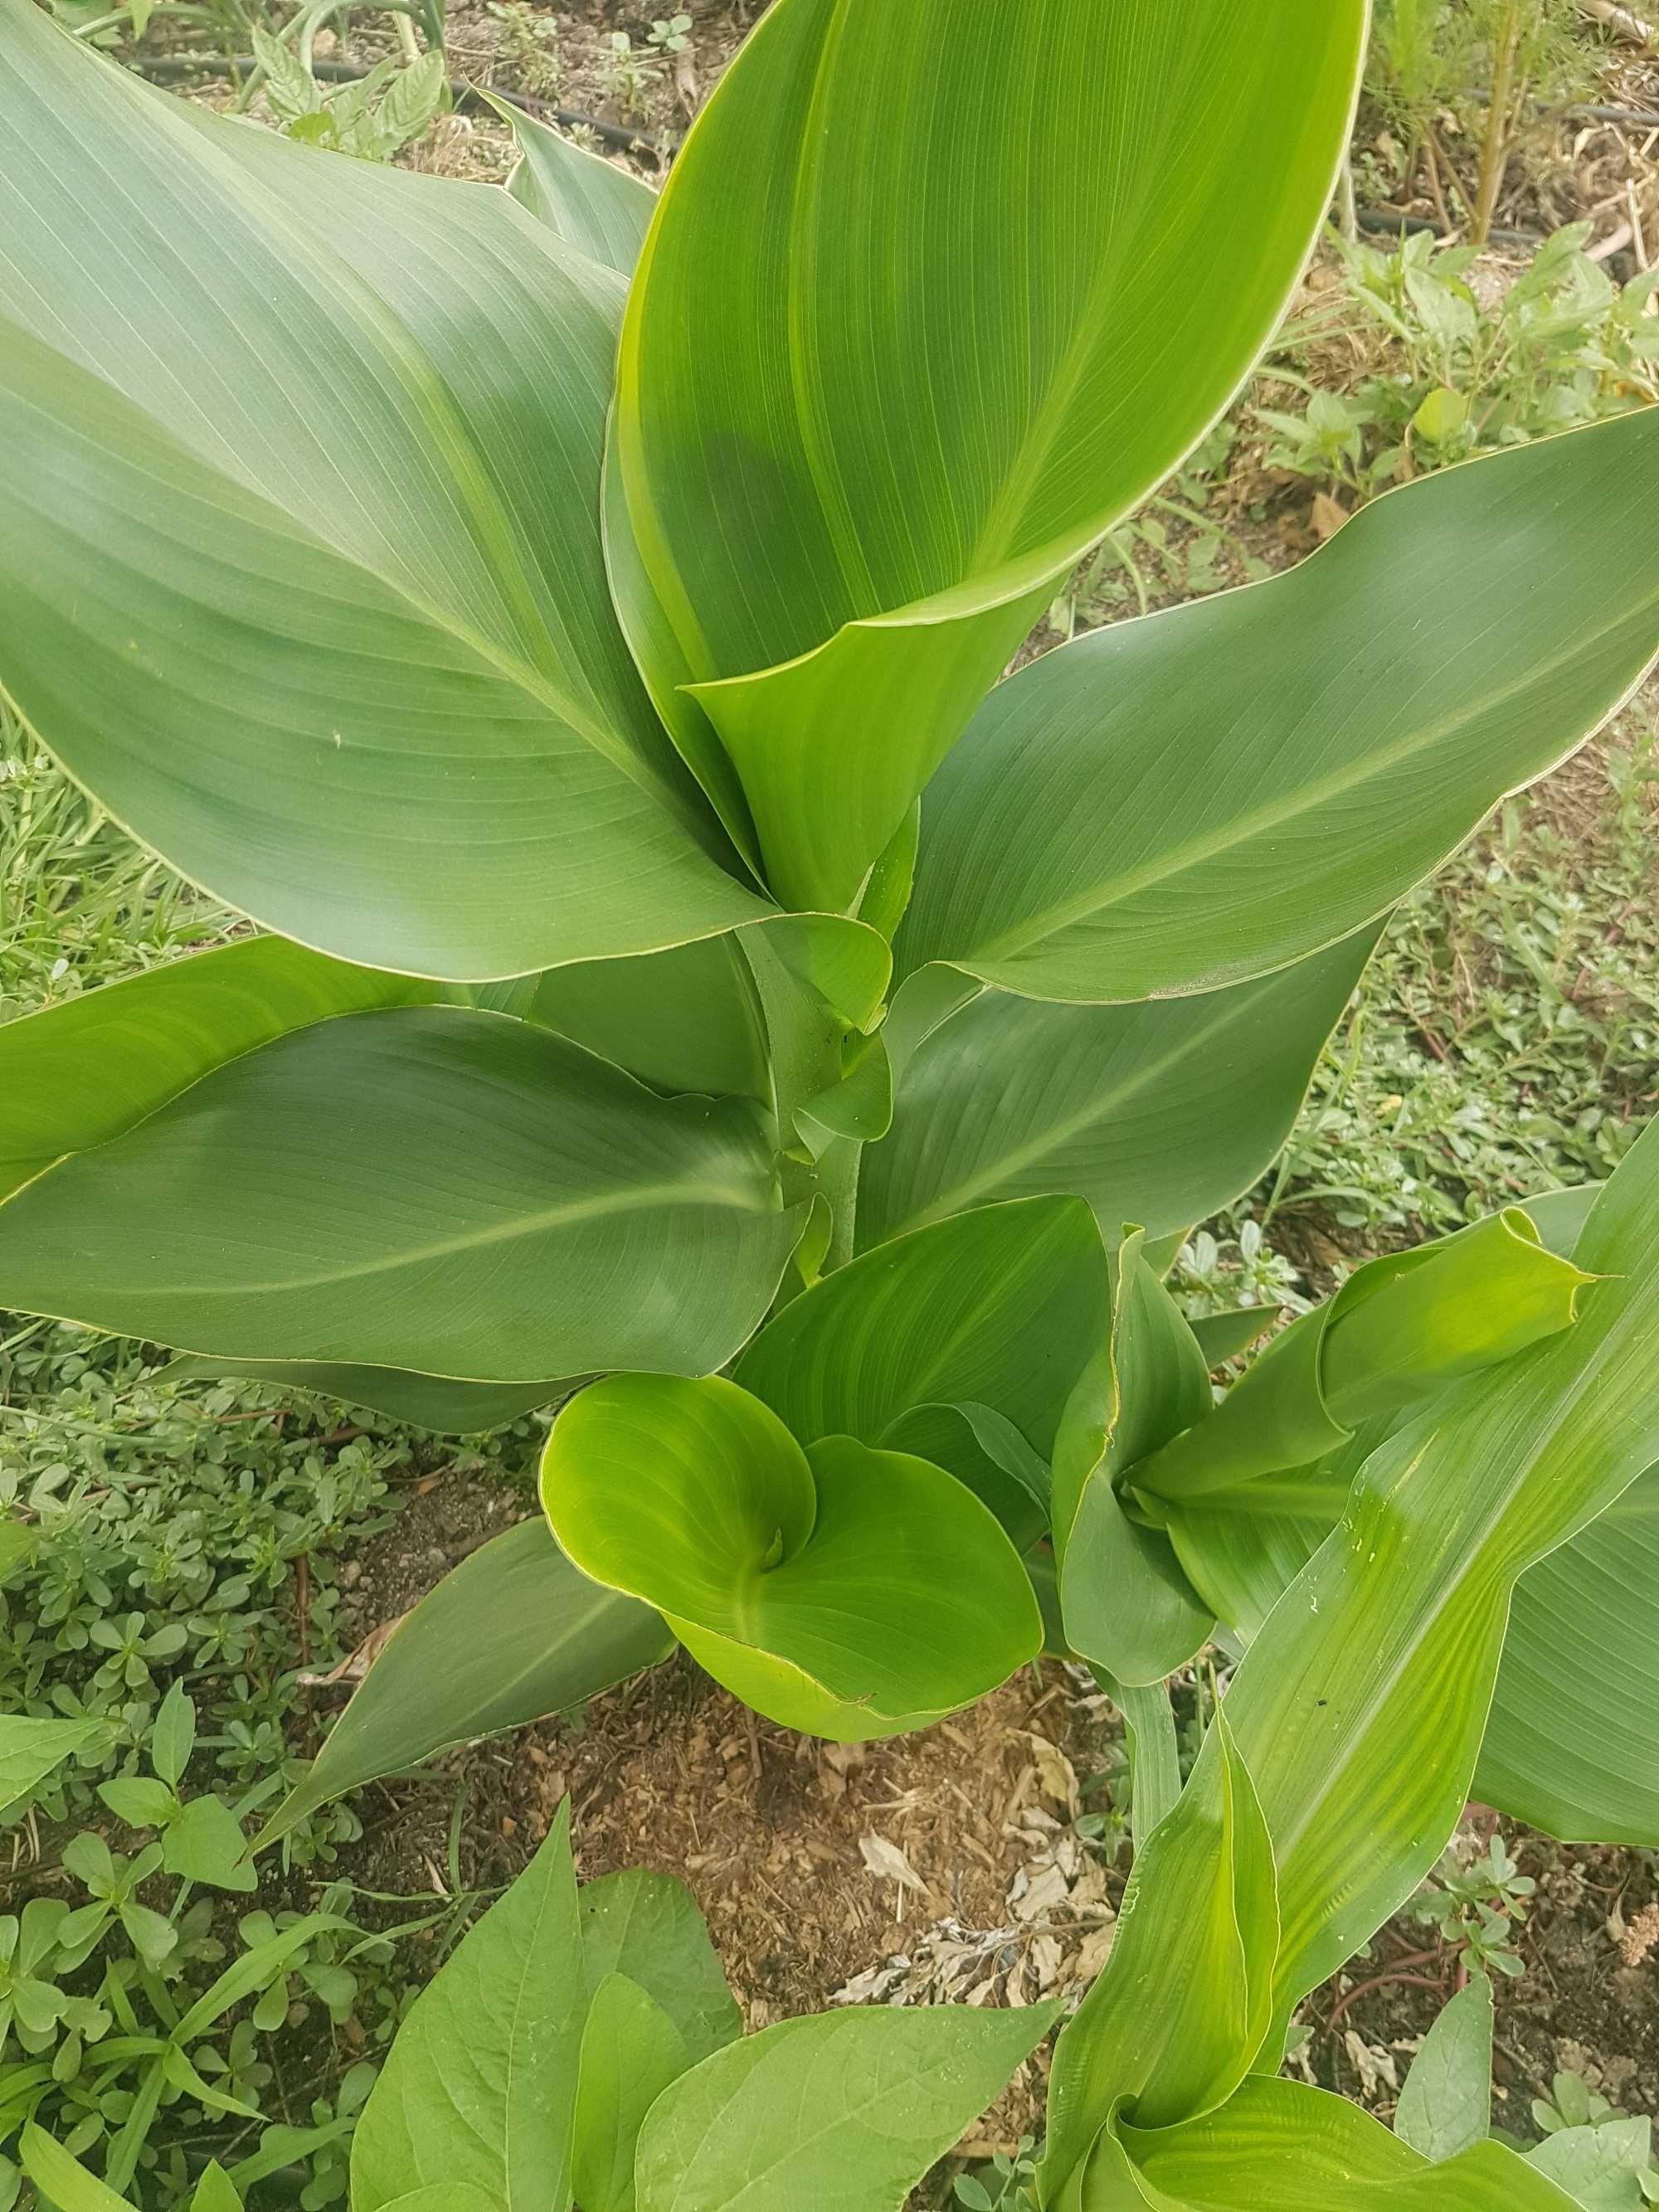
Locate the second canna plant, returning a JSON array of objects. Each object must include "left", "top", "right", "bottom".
[{"left": 2, "top": 0, "right": 1659, "bottom": 1845}]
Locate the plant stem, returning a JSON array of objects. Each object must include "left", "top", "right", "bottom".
[{"left": 1472, "top": 0, "right": 1521, "bottom": 247}]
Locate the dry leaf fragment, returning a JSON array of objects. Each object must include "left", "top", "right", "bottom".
[{"left": 859, "top": 1833, "right": 926, "bottom": 1892}]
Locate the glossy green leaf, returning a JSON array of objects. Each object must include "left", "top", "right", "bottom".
[
  {"left": 577, "top": 1870, "right": 742, "bottom": 2067},
  {"left": 900, "top": 415, "right": 1659, "bottom": 1003},
  {"left": 492, "top": 96, "right": 655, "bottom": 275},
  {"left": 0, "top": 1715, "right": 103, "bottom": 1814},
  {"left": 542, "top": 1373, "right": 1041, "bottom": 1740},
  {"left": 1053, "top": 1237, "right": 1215, "bottom": 1687},
  {"left": 613, "top": 0, "right": 1365, "bottom": 909},
  {"left": 259, "top": 1520, "right": 673, "bottom": 1851},
  {"left": 634, "top": 2001, "right": 1061, "bottom": 2212},
  {"left": 1394, "top": 1976, "right": 1493, "bottom": 2163},
  {"left": 160, "top": 1356, "right": 569, "bottom": 1436},
  {"left": 378, "top": 2193, "right": 504, "bottom": 2212},
  {"left": 1136, "top": 1209, "right": 1592, "bottom": 1505},
  {"left": 1046, "top": 1713, "right": 1277, "bottom": 2189},
  {"left": 259, "top": 1521, "right": 668, "bottom": 1849},
  {"left": 735, "top": 1198, "right": 1111, "bottom": 1479},
  {"left": 0, "top": 1007, "right": 799, "bottom": 1380},
  {"left": 0, "top": 935, "right": 443, "bottom": 1204},
  {"left": 0, "top": 7, "right": 766, "bottom": 981},
  {"left": 352, "top": 1806, "right": 586, "bottom": 2212},
  {"left": 859, "top": 931, "right": 1376, "bottom": 1249},
  {"left": 572, "top": 1975, "right": 689, "bottom": 2212},
  {"left": 1108, "top": 2077, "right": 1578, "bottom": 2211}
]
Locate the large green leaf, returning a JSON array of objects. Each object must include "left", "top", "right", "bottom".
[
  {"left": 735, "top": 1197, "right": 1110, "bottom": 1470},
  {"left": 859, "top": 931, "right": 1376, "bottom": 1249},
  {"left": 633, "top": 2001, "right": 1061, "bottom": 2212},
  {"left": 256, "top": 1520, "right": 674, "bottom": 1851},
  {"left": 1104, "top": 2076, "right": 1577, "bottom": 2210},
  {"left": 899, "top": 414, "right": 1659, "bottom": 1002},
  {"left": 0, "top": 1006, "right": 799, "bottom": 1380},
  {"left": 577, "top": 1871, "right": 742, "bottom": 2066},
  {"left": 351, "top": 1806, "right": 586, "bottom": 2212},
  {"left": 159, "top": 1356, "right": 567, "bottom": 1435},
  {"left": 0, "top": 935, "right": 442, "bottom": 1203},
  {"left": 541, "top": 1373, "right": 1041, "bottom": 1740},
  {"left": 612, "top": 0, "right": 1365, "bottom": 910},
  {"left": 0, "top": 6, "right": 766, "bottom": 981}
]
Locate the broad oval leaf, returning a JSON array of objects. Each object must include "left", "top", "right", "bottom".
[
  {"left": 572, "top": 1974, "right": 689, "bottom": 2212},
  {"left": 634, "top": 2001, "right": 1060, "bottom": 2212},
  {"left": 0, "top": 7, "right": 765, "bottom": 980},
  {"left": 256, "top": 1519, "right": 674, "bottom": 1852},
  {"left": 1394, "top": 1974, "right": 1494, "bottom": 2165},
  {"left": 351, "top": 1807, "right": 586, "bottom": 2212},
  {"left": 0, "top": 1006, "right": 800, "bottom": 1380},
  {"left": 859, "top": 930, "right": 1377, "bottom": 1250},
  {"left": 541, "top": 1373, "right": 1042, "bottom": 1740},
  {"left": 613, "top": 0, "right": 1366, "bottom": 909},
  {"left": 899, "top": 413, "right": 1659, "bottom": 1002},
  {"left": 578, "top": 1870, "right": 742, "bottom": 2067}
]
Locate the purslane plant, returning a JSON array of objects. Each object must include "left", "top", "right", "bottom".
[
  {"left": 2, "top": 0, "right": 1659, "bottom": 1844},
  {"left": 21, "top": 1122, "right": 1659, "bottom": 2210}
]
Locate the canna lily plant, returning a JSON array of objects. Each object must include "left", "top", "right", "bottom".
[
  {"left": 21, "top": 1123, "right": 1659, "bottom": 2210},
  {"left": 2, "top": 0, "right": 1659, "bottom": 1845}
]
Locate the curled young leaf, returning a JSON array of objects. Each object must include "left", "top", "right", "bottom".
[{"left": 541, "top": 1374, "right": 1042, "bottom": 1740}]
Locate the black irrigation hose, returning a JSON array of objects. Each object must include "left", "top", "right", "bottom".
[
  {"left": 1358, "top": 206, "right": 1547, "bottom": 249},
  {"left": 1569, "top": 101, "right": 1659, "bottom": 127},
  {"left": 128, "top": 51, "right": 668, "bottom": 155}
]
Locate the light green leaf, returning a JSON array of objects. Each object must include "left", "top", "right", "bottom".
[
  {"left": 159, "top": 1357, "right": 568, "bottom": 1437},
  {"left": 190, "top": 2165, "right": 245, "bottom": 2212},
  {"left": 613, "top": 0, "right": 1365, "bottom": 910},
  {"left": 150, "top": 1682, "right": 195, "bottom": 1792},
  {"left": 18, "top": 2124, "right": 138, "bottom": 2212},
  {"left": 0, "top": 1716, "right": 102, "bottom": 1815},
  {"left": 1053, "top": 1236, "right": 1215, "bottom": 1687},
  {"left": 634, "top": 2001, "right": 1060, "bottom": 2212},
  {"left": 0, "top": 7, "right": 766, "bottom": 981},
  {"left": 1136, "top": 1208, "right": 1592, "bottom": 1505},
  {"left": 1110, "top": 2075, "right": 1579, "bottom": 2210},
  {"left": 1107, "top": 1675, "right": 1182, "bottom": 1855},
  {"left": 1529, "top": 2117, "right": 1654, "bottom": 2210},
  {"left": 0, "top": 935, "right": 443, "bottom": 1204},
  {"left": 0, "top": 1007, "right": 799, "bottom": 1381},
  {"left": 1187, "top": 1117, "right": 1659, "bottom": 2037},
  {"left": 578, "top": 1871, "right": 742, "bottom": 2066},
  {"left": 160, "top": 1795, "right": 256, "bottom": 1894},
  {"left": 899, "top": 414, "right": 1659, "bottom": 1003},
  {"left": 173, "top": 1913, "right": 348, "bottom": 2045},
  {"left": 1188, "top": 1310, "right": 1278, "bottom": 1369},
  {"left": 376, "top": 2191, "right": 504, "bottom": 2212},
  {"left": 735, "top": 1197, "right": 1111, "bottom": 1478},
  {"left": 1044, "top": 1712, "right": 1277, "bottom": 2191},
  {"left": 489, "top": 95, "right": 655, "bottom": 276},
  {"left": 572, "top": 1974, "right": 689, "bottom": 2212},
  {"left": 859, "top": 930, "right": 1377, "bottom": 1249},
  {"left": 542, "top": 1373, "right": 1042, "bottom": 1740},
  {"left": 1394, "top": 1976, "right": 1494, "bottom": 2163},
  {"left": 352, "top": 1806, "right": 586, "bottom": 2212},
  {"left": 258, "top": 1520, "right": 674, "bottom": 1852}
]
